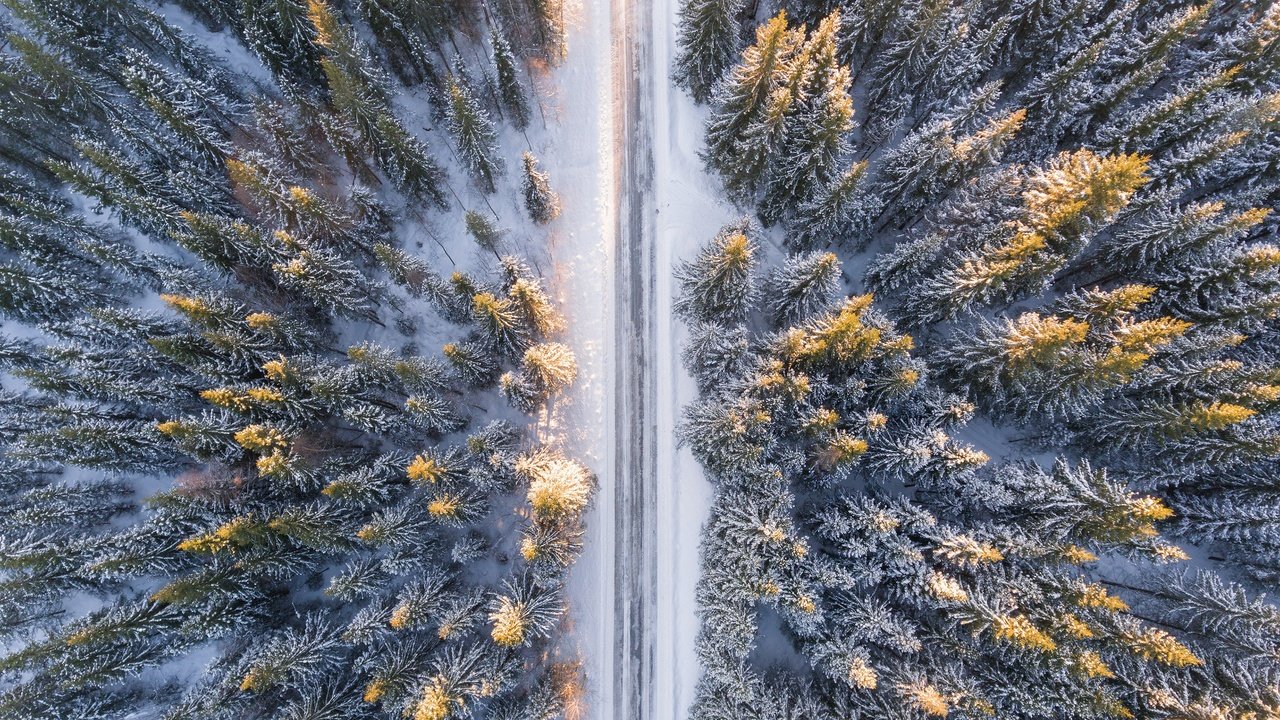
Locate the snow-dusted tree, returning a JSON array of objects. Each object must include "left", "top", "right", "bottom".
[
  {"left": 702, "top": 12, "right": 803, "bottom": 199},
  {"left": 471, "top": 291, "right": 532, "bottom": 354},
  {"left": 765, "top": 251, "right": 843, "bottom": 325},
  {"left": 272, "top": 242, "right": 381, "bottom": 321},
  {"left": 758, "top": 12, "right": 854, "bottom": 225},
  {"left": 443, "top": 341, "right": 500, "bottom": 387},
  {"left": 516, "top": 448, "right": 595, "bottom": 522},
  {"left": 488, "top": 575, "right": 563, "bottom": 648},
  {"left": 673, "top": 0, "right": 745, "bottom": 103},
  {"left": 675, "top": 219, "right": 758, "bottom": 323},
  {"left": 790, "top": 159, "right": 871, "bottom": 249},
  {"left": 491, "top": 30, "right": 531, "bottom": 130},
  {"left": 237, "top": 617, "right": 344, "bottom": 693},
  {"left": 978, "top": 458, "right": 1185, "bottom": 560},
  {"left": 521, "top": 151, "right": 560, "bottom": 223},
  {"left": 519, "top": 342, "right": 578, "bottom": 395},
  {"left": 446, "top": 72, "right": 502, "bottom": 193},
  {"left": 681, "top": 322, "right": 752, "bottom": 392}
]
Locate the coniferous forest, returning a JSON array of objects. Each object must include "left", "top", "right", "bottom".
[
  {"left": 674, "top": 0, "right": 1280, "bottom": 718},
  {"left": 0, "top": 1, "right": 592, "bottom": 719},
  {"left": 3, "top": 0, "right": 1280, "bottom": 717}
]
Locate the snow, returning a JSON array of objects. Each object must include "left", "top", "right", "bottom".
[
  {"left": 649, "top": 0, "right": 738, "bottom": 716},
  {"left": 538, "top": 0, "right": 617, "bottom": 713}
]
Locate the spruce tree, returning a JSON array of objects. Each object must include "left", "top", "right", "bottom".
[
  {"left": 673, "top": 0, "right": 745, "bottom": 103},
  {"left": 491, "top": 30, "right": 531, "bottom": 130},
  {"left": 520, "top": 151, "right": 560, "bottom": 224},
  {"left": 702, "top": 12, "right": 802, "bottom": 199},
  {"left": 446, "top": 72, "right": 503, "bottom": 193},
  {"left": 758, "top": 12, "right": 854, "bottom": 225},
  {"left": 765, "top": 251, "right": 843, "bottom": 325},
  {"left": 674, "top": 219, "right": 758, "bottom": 323}
]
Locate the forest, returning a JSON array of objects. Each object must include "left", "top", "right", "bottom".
[
  {"left": 3, "top": 0, "right": 1280, "bottom": 717},
  {"left": 674, "top": 0, "right": 1280, "bottom": 718},
  {"left": 0, "top": 1, "right": 593, "bottom": 719}
]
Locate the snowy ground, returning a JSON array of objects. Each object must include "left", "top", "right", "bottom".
[
  {"left": 539, "top": 0, "right": 617, "bottom": 715},
  {"left": 648, "top": 0, "right": 738, "bottom": 717}
]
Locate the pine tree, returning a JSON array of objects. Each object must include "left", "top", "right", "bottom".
[
  {"left": 241, "top": 0, "right": 323, "bottom": 84},
  {"left": 765, "top": 251, "right": 842, "bottom": 325},
  {"left": 758, "top": 12, "right": 854, "bottom": 226},
  {"left": 272, "top": 241, "right": 381, "bottom": 321},
  {"left": 1016, "top": 149, "right": 1151, "bottom": 266},
  {"left": 1086, "top": 3, "right": 1213, "bottom": 129},
  {"left": 516, "top": 448, "right": 595, "bottom": 522},
  {"left": 681, "top": 322, "right": 752, "bottom": 392},
  {"left": 863, "top": 0, "right": 973, "bottom": 133},
  {"left": 702, "top": 12, "right": 803, "bottom": 199},
  {"left": 119, "top": 48, "right": 236, "bottom": 166},
  {"left": 979, "top": 458, "right": 1182, "bottom": 559},
  {"left": 519, "top": 342, "right": 578, "bottom": 396},
  {"left": 488, "top": 575, "right": 563, "bottom": 648},
  {"left": 1096, "top": 65, "right": 1240, "bottom": 153},
  {"left": 238, "top": 617, "right": 344, "bottom": 693},
  {"left": 871, "top": 108, "right": 1027, "bottom": 230},
  {"left": 371, "top": 113, "right": 450, "bottom": 209},
  {"left": 1094, "top": 198, "right": 1269, "bottom": 279},
  {"left": 528, "top": 0, "right": 568, "bottom": 62},
  {"left": 672, "top": 0, "right": 745, "bottom": 103},
  {"left": 675, "top": 219, "right": 758, "bottom": 323},
  {"left": 443, "top": 341, "right": 500, "bottom": 387},
  {"left": 790, "top": 159, "right": 871, "bottom": 249},
  {"left": 410, "top": 642, "right": 501, "bottom": 720},
  {"left": 491, "top": 30, "right": 531, "bottom": 130},
  {"left": 447, "top": 72, "right": 502, "bottom": 193},
  {"left": 357, "top": 0, "right": 438, "bottom": 83},
  {"left": 521, "top": 152, "right": 560, "bottom": 224},
  {"left": 307, "top": 1, "right": 449, "bottom": 208},
  {"left": 472, "top": 291, "right": 531, "bottom": 354},
  {"left": 465, "top": 210, "right": 504, "bottom": 255}
]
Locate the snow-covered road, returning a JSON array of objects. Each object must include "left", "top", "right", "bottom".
[{"left": 547, "top": 0, "right": 735, "bottom": 715}]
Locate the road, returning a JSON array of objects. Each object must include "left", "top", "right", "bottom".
[
  {"left": 605, "top": 0, "right": 734, "bottom": 713},
  {"left": 610, "top": 0, "right": 657, "bottom": 714},
  {"left": 553, "top": 0, "right": 728, "bottom": 715}
]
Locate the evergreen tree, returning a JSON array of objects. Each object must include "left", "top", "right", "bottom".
[
  {"left": 673, "top": 0, "right": 745, "bottom": 103},
  {"left": 675, "top": 219, "right": 758, "bottom": 323},
  {"left": 446, "top": 72, "right": 503, "bottom": 193},
  {"left": 488, "top": 575, "right": 563, "bottom": 648},
  {"left": 765, "top": 251, "right": 842, "bottom": 325},
  {"left": 702, "top": 12, "right": 803, "bottom": 199},
  {"left": 491, "top": 30, "right": 531, "bottom": 130},
  {"left": 465, "top": 210, "right": 504, "bottom": 254},
  {"left": 790, "top": 159, "right": 870, "bottom": 249},
  {"left": 241, "top": 0, "right": 323, "bottom": 84},
  {"left": 758, "top": 12, "right": 854, "bottom": 225},
  {"left": 520, "top": 151, "right": 560, "bottom": 224}
]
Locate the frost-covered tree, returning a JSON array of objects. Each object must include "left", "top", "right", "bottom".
[
  {"left": 447, "top": 71, "right": 503, "bottom": 193},
  {"left": 765, "top": 251, "right": 842, "bottom": 325},
  {"left": 491, "top": 30, "right": 531, "bottom": 130},
  {"left": 521, "top": 151, "right": 560, "bottom": 224},
  {"left": 673, "top": 0, "right": 745, "bottom": 103},
  {"left": 675, "top": 219, "right": 758, "bottom": 323}
]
